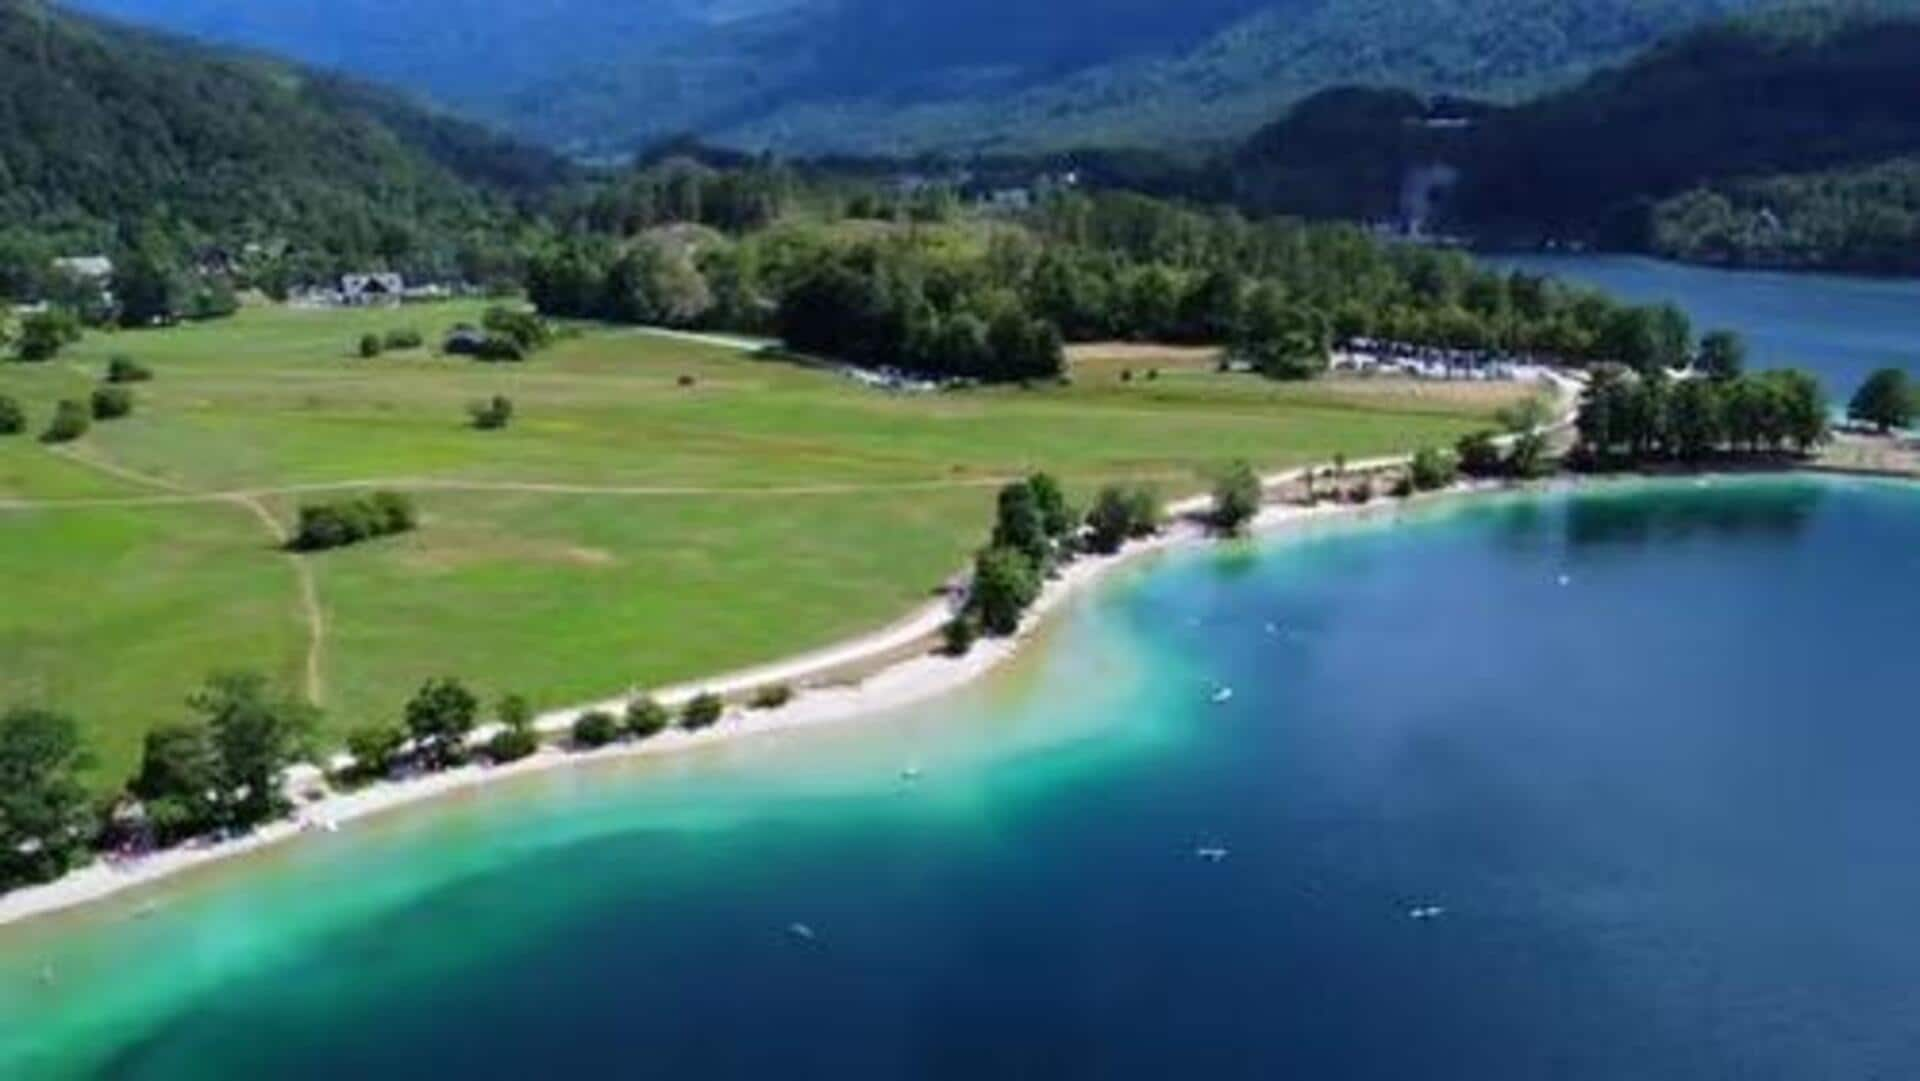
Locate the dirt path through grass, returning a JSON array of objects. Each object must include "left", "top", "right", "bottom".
[{"left": 42, "top": 443, "right": 331, "bottom": 706}]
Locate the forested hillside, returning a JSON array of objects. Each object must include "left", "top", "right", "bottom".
[
  {"left": 68, "top": 0, "right": 1762, "bottom": 156},
  {"left": 0, "top": 0, "right": 565, "bottom": 290},
  {"left": 1453, "top": 5, "right": 1920, "bottom": 243}
]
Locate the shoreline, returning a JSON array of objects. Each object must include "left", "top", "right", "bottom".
[
  {"left": 3, "top": 464, "right": 1892, "bottom": 929},
  {"left": 0, "top": 459, "right": 1484, "bottom": 929}
]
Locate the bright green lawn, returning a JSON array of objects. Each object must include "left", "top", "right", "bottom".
[{"left": 0, "top": 302, "right": 1520, "bottom": 784}]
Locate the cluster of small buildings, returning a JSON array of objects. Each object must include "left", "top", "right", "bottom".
[
  {"left": 288, "top": 274, "right": 460, "bottom": 308},
  {"left": 1333, "top": 338, "right": 1529, "bottom": 381}
]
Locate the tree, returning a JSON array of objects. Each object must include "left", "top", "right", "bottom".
[
  {"left": 1506, "top": 431, "right": 1552, "bottom": 478},
  {"left": 1456, "top": 431, "right": 1504, "bottom": 478},
  {"left": 942, "top": 615, "right": 979, "bottom": 657},
  {"left": 346, "top": 722, "right": 407, "bottom": 778},
  {"left": 0, "top": 394, "right": 23, "bottom": 435},
  {"left": 1210, "top": 460, "right": 1262, "bottom": 534},
  {"left": 0, "top": 707, "right": 95, "bottom": 888},
  {"left": 1697, "top": 329, "right": 1746, "bottom": 380},
  {"left": 488, "top": 694, "right": 540, "bottom": 763},
  {"left": 131, "top": 723, "right": 224, "bottom": 843},
  {"left": 405, "top": 677, "right": 479, "bottom": 769},
  {"left": 625, "top": 697, "right": 671, "bottom": 739},
  {"left": 1668, "top": 377, "right": 1725, "bottom": 460},
  {"left": 1025, "top": 473, "right": 1073, "bottom": 539},
  {"left": 193, "top": 671, "right": 316, "bottom": 828},
  {"left": 970, "top": 545, "right": 1041, "bottom": 636},
  {"left": 681, "top": 692, "right": 725, "bottom": 731},
  {"left": 1086, "top": 486, "right": 1136, "bottom": 555},
  {"left": 40, "top": 399, "right": 89, "bottom": 444},
  {"left": 1849, "top": 368, "right": 1913, "bottom": 433},
  {"left": 358, "top": 333, "right": 383, "bottom": 359},
  {"left": 1409, "top": 447, "right": 1458, "bottom": 491},
  {"left": 992, "top": 481, "right": 1051, "bottom": 565},
  {"left": 113, "top": 249, "right": 188, "bottom": 327}
]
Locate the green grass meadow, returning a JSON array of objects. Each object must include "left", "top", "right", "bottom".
[{"left": 1, "top": 303, "right": 1518, "bottom": 784}]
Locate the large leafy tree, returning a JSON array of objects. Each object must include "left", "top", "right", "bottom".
[
  {"left": 1849, "top": 368, "right": 1914, "bottom": 432},
  {"left": 0, "top": 707, "right": 95, "bottom": 889}
]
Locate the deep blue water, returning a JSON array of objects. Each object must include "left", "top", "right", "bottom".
[
  {"left": 8, "top": 478, "right": 1920, "bottom": 1079},
  {"left": 1489, "top": 253, "right": 1920, "bottom": 394}
]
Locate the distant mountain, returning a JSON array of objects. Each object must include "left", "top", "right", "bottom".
[
  {"left": 0, "top": 0, "right": 565, "bottom": 267},
  {"left": 66, "top": 0, "right": 1767, "bottom": 156},
  {"left": 1224, "top": 4, "right": 1920, "bottom": 270}
]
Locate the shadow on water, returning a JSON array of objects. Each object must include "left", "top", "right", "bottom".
[{"left": 1562, "top": 480, "right": 1824, "bottom": 549}]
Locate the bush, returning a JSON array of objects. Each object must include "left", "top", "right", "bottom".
[
  {"left": 1456, "top": 431, "right": 1504, "bottom": 478},
  {"left": 943, "top": 615, "right": 979, "bottom": 657},
  {"left": 383, "top": 327, "right": 424, "bottom": 351},
  {"left": 482, "top": 306, "right": 552, "bottom": 354},
  {"left": 1210, "top": 460, "right": 1262, "bottom": 534},
  {"left": 40, "top": 400, "right": 89, "bottom": 443},
  {"left": 358, "top": 333, "right": 383, "bottom": 359},
  {"left": 1506, "top": 431, "right": 1552, "bottom": 479},
  {"left": 1085, "top": 484, "right": 1163, "bottom": 554},
  {"left": 290, "top": 490, "right": 416, "bottom": 551},
  {"left": 106, "top": 355, "right": 153, "bottom": 383},
  {"left": 369, "top": 490, "right": 417, "bottom": 533},
  {"left": 489, "top": 693, "right": 541, "bottom": 762},
  {"left": 487, "top": 724, "right": 540, "bottom": 763},
  {"left": 469, "top": 395, "right": 514, "bottom": 430},
  {"left": 0, "top": 395, "right": 23, "bottom": 435},
  {"left": 14, "top": 310, "right": 80, "bottom": 362},
  {"left": 625, "top": 697, "right": 671, "bottom": 739},
  {"left": 473, "top": 335, "right": 525, "bottom": 362},
  {"left": 681, "top": 692, "right": 725, "bottom": 731},
  {"left": 572, "top": 710, "right": 621, "bottom": 749},
  {"left": 749, "top": 684, "right": 795, "bottom": 710},
  {"left": 1408, "top": 447, "right": 1458, "bottom": 492},
  {"left": 90, "top": 386, "right": 134, "bottom": 421},
  {"left": 345, "top": 722, "right": 407, "bottom": 778}
]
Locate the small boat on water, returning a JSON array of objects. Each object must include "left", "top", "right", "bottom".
[
  {"left": 1195, "top": 846, "right": 1230, "bottom": 862},
  {"left": 1407, "top": 905, "right": 1447, "bottom": 921},
  {"left": 1211, "top": 687, "right": 1235, "bottom": 705},
  {"left": 788, "top": 922, "right": 817, "bottom": 942},
  {"left": 900, "top": 765, "right": 923, "bottom": 782}
]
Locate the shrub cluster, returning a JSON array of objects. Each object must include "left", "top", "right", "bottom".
[
  {"left": 90, "top": 385, "right": 134, "bottom": 421},
  {"left": 289, "top": 490, "right": 417, "bottom": 552},
  {"left": 1209, "top": 460, "right": 1262, "bottom": 534},
  {"left": 468, "top": 395, "right": 514, "bottom": 430},
  {"left": 1084, "top": 485, "right": 1162, "bottom": 555},
  {"left": 681, "top": 692, "right": 725, "bottom": 730},
  {"left": 749, "top": 684, "right": 794, "bottom": 710},
  {"left": 106, "top": 355, "right": 153, "bottom": 383},
  {"left": 40, "top": 399, "right": 89, "bottom": 443},
  {"left": 0, "top": 394, "right": 23, "bottom": 435},
  {"left": 383, "top": 327, "right": 424, "bottom": 351}
]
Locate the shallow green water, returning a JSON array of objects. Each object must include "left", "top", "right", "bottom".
[{"left": 7, "top": 476, "right": 1920, "bottom": 1079}]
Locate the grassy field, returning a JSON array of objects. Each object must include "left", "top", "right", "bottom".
[{"left": 0, "top": 303, "right": 1528, "bottom": 783}]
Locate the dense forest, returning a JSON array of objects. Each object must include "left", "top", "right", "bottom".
[
  {"left": 0, "top": 0, "right": 565, "bottom": 298},
  {"left": 522, "top": 158, "right": 1726, "bottom": 384}
]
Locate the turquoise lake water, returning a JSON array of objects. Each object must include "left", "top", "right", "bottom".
[
  {"left": 5, "top": 476, "right": 1920, "bottom": 1078},
  {"left": 1489, "top": 253, "right": 1920, "bottom": 394}
]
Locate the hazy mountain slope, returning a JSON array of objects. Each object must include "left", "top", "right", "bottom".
[{"left": 62, "top": 0, "right": 1767, "bottom": 155}]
